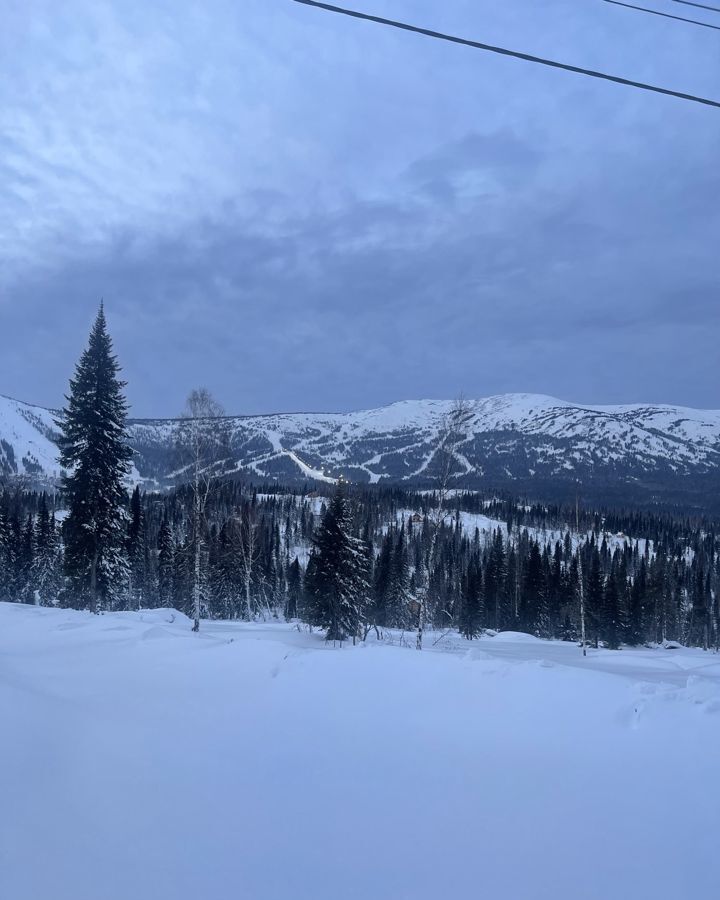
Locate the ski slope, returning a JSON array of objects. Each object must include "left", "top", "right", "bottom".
[
  {"left": 3, "top": 391, "right": 720, "bottom": 493},
  {"left": 0, "top": 393, "right": 59, "bottom": 476},
  {"left": 1, "top": 603, "right": 719, "bottom": 900}
]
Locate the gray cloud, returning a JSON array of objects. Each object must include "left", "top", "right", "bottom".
[{"left": 1, "top": 0, "right": 719, "bottom": 415}]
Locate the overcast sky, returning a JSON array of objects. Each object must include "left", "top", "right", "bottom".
[{"left": 2, "top": 0, "right": 719, "bottom": 416}]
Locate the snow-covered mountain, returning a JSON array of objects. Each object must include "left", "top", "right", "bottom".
[{"left": 2, "top": 392, "right": 720, "bottom": 509}]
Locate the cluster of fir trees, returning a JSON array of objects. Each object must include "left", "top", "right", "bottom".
[
  {"left": 417, "top": 515, "right": 719, "bottom": 650},
  {"left": 3, "top": 470, "right": 719, "bottom": 650},
  {"left": 122, "top": 484, "right": 318, "bottom": 622},
  {"left": 0, "top": 491, "right": 63, "bottom": 606}
]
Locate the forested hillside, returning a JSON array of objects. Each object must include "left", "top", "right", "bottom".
[{"left": 2, "top": 480, "right": 718, "bottom": 650}]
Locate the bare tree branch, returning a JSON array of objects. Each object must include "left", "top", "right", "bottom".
[{"left": 178, "top": 388, "right": 228, "bottom": 632}]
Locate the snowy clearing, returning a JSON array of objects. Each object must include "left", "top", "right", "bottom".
[{"left": 2, "top": 603, "right": 719, "bottom": 900}]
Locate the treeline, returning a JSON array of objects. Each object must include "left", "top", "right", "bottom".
[{"left": 1, "top": 476, "right": 719, "bottom": 650}]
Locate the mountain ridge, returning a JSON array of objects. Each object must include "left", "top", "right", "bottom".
[
  {"left": 5, "top": 389, "right": 720, "bottom": 422},
  {"left": 2, "top": 391, "right": 720, "bottom": 511}
]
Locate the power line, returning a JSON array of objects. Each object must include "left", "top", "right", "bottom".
[
  {"left": 290, "top": 0, "right": 720, "bottom": 109},
  {"left": 602, "top": 0, "right": 720, "bottom": 30},
  {"left": 673, "top": 0, "right": 720, "bottom": 13}
]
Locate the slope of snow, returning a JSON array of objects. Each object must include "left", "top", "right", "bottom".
[
  {"left": 392, "top": 507, "right": 653, "bottom": 558},
  {"left": 285, "top": 449, "right": 338, "bottom": 484},
  {"left": 0, "top": 394, "right": 60, "bottom": 476},
  {"left": 1, "top": 603, "right": 718, "bottom": 900}
]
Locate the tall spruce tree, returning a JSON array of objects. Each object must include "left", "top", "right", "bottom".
[
  {"left": 304, "top": 482, "right": 370, "bottom": 642},
  {"left": 57, "top": 305, "right": 132, "bottom": 612},
  {"left": 459, "top": 556, "right": 483, "bottom": 639},
  {"left": 157, "top": 515, "right": 175, "bottom": 609},
  {"left": 285, "top": 556, "right": 302, "bottom": 620},
  {"left": 373, "top": 530, "right": 393, "bottom": 627},
  {"left": 126, "top": 485, "right": 147, "bottom": 610},
  {"left": 17, "top": 513, "right": 35, "bottom": 604},
  {"left": 604, "top": 562, "right": 622, "bottom": 650},
  {"left": 32, "top": 499, "right": 62, "bottom": 607},
  {"left": 388, "top": 523, "right": 411, "bottom": 628}
]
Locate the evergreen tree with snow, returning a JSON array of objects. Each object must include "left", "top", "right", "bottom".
[
  {"left": 0, "top": 501, "right": 9, "bottom": 603},
  {"left": 157, "top": 515, "right": 175, "bottom": 609},
  {"left": 603, "top": 563, "right": 622, "bottom": 650},
  {"left": 304, "top": 481, "right": 370, "bottom": 642},
  {"left": 57, "top": 305, "right": 132, "bottom": 612},
  {"left": 484, "top": 529, "right": 506, "bottom": 630},
  {"left": 585, "top": 545, "right": 604, "bottom": 648},
  {"left": 373, "top": 525, "right": 411, "bottom": 629},
  {"left": 459, "top": 556, "right": 483, "bottom": 639},
  {"left": 388, "top": 523, "right": 411, "bottom": 627},
  {"left": 503, "top": 546, "right": 519, "bottom": 629},
  {"left": 18, "top": 513, "right": 35, "bottom": 604},
  {"left": 285, "top": 556, "right": 302, "bottom": 620},
  {"left": 0, "top": 508, "right": 21, "bottom": 603},
  {"left": 32, "top": 497, "right": 62, "bottom": 606},
  {"left": 373, "top": 529, "right": 393, "bottom": 627},
  {"left": 209, "top": 520, "right": 237, "bottom": 619},
  {"left": 627, "top": 557, "right": 647, "bottom": 646},
  {"left": 126, "top": 485, "right": 147, "bottom": 610},
  {"left": 521, "top": 540, "right": 547, "bottom": 636}
]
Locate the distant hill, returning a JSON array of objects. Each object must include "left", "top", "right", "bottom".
[{"left": 2, "top": 392, "right": 720, "bottom": 511}]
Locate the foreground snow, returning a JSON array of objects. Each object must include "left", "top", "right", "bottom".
[{"left": 2, "top": 604, "right": 719, "bottom": 900}]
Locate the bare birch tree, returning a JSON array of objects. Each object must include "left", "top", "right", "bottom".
[
  {"left": 179, "top": 388, "right": 229, "bottom": 632},
  {"left": 416, "top": 394, "right": 475, "bottom": 650},
  {"left": 234, "top": 501, "right": 261, "bottom": 621}
]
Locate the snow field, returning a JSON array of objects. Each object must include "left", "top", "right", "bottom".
[{"left": 1, "top": 603, "right": 719, "bottom": 900}]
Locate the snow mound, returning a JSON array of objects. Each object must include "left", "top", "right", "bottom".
[
  {"left": 490, "top": 630, "right": 545, "bottom": 643},
  {"left": 134, "top": 608, "right": 191, "bottom": 628}
]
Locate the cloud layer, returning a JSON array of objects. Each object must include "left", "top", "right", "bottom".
[{"left": 1, "top": 0, "right": 719, "bottom": 415}]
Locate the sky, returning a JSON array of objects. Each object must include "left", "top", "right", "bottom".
[{"left": 1, "top": 0, "right": 719, "bottom": 417}]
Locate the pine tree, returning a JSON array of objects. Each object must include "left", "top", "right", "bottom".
[
  {"left": 548, "top": 541, "right": 564, "bottom": 634},
  {"left": 372, "top": 524, "right": 410, "bottom": 628},
  {"left": 157, "top": 515, "right": 175, "bottom": 609},
  {"left": 208, "top": 522, "right": 228, "bottom": 618},
  {"left": 689, "top": 561, "right": 710, "bottom": 650},
  {"left": 603, "top": 563, "right": 622, "bottom": 650},
  {"left": 521, "top": 540, "right": 547, "bottom": 636},
  {"left": 57, "top": 305, "right": 132, "bottom": 612},
  {"left": 304, "top": 482, "right": 370, "bottom": 642},
  {"left": 32, "top": 503, "right": 62, "bottom": 607},
  {"left": 484, "top": 529, "right": 506, "bottom": 630},
  {"left": 502, "top": 546, "right": 519, "bottom": 630},
  {"left": 2, "top": 509, "right": 22, "bottom": 602},
  {"left": 459, "top": 556, "right": 483, "bottom": 639},
  {"left": 0, "top": 499, "right": 10, "bottom": 603},
  {"left": 627, "top": 559, "right": 647, "bottom": 646},
  {"left": 285, "top": 556, "right": 302, "bottom": 619},
  {"left": 386, "top": 525, "right": 411, "bottom": 627},
  {"left": 126, "top": 485, "right": 147, "bottom": 610},
  {"left": 373, "top": 530, "right": 393, "bottom": 627},
  {"left": 18, "top": 513, "right": 35, "bottom": 604},
  {"left": 586, "top": 546, "right": 604, "bottom": 648}
]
